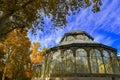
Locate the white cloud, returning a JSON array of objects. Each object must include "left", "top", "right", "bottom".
[
  {"left": 118, "top": 53, "right": 120, "bottom": 56},
  {"left": 28, "top": 0, "right": 120, "bottom": 52},
  {"left": 94, "top": 34, "right": 114, "bottom": 46}
]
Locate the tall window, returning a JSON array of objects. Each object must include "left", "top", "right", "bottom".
[
  {"left": 45, "top": 53, "right": 52, "bottom": 76},
  {"left": 90, "top": 49, "right": 105, "bottom": 73},
  {"left": 76, "top": 49, "right": 89, "bottom": 73},
  {"left": 51, "top": 51, "right": 61, "bottom": 74},
  {"left": 111, "top": 52, "right": 120, "bottom": 74},
  {"left": 67, "top": 36, "right": 74, "bottom": 41},
  {"left": 63, "top": 50, "right": 74, "bottom": 73},
  {"left": 103, "top": 50, "right": 113, "bottom": 74}
]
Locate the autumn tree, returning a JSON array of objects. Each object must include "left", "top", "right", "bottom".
[
  {"left": 0, "top": 29, "right": 47, "bottom": 80},
  {"left": 31, "top": 42, "right": 48, "bottom": 64},
  {"left": 30, "top": 42, "right": 48, "bottom": 78},
  {"left": 0, "top": 42, "right": 5, "bottom": 80},
  {"left": 0, "top": 42, "right": 4, "bottom": 69},
  {"left": 1, "top": 29, "right": 31, "bottom": 80},
  {"left": 0, "top": 0, "right": 102, "bottom": 38},
  {"left": 31, "top": 42, "right": 40, "bottom": 65}
]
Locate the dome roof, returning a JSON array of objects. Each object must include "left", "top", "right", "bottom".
[
  {"left": 39, "top": 30, "right": 120, "bottom": 80},
  {"left": 47, "top": 30, "right": 116, "bottom": 54},
  {"left": 60, "top": 30, "right": 95, "bottom": 45},
  {"left": 65, "top": 30, "right": 86, "bottom": 34}
]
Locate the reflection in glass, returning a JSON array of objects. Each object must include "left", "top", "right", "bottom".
[
  {"left": 103, "top": 50, "right": 113, "bottom": 74},
  {"left": 90, "top": 49, "right": 105, "bottom": 73},
  {"left": 67, "top": 36, "right": 74, "bottom": 41},
  {"left": 76, "top": 49, "right": 89, "bottom": 73},
  {"left": 76, "top": 35, "right": 84, "bottom": 40},
  {"left": 63, "top": 50, "right": 74, "bottom": 73},
  {"left": 51, "top": 51, "right": 61, "bottom": 74},
  {"left": 111, "top": 52, "right": 120, "bottom": 74},
  {"left": 45, "top": 54, "right": 52, "bottom": 77}
]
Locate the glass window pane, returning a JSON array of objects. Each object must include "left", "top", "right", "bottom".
[
  {"left": 76, "top": 49, "right": 89, "bottom": 73},
  {"left": 90, "top": 49, "right": 105, "bottom": 73},
  {"left": 103, "top": 50, "right": 113, "bottom": 74},
  {"left": 111, "top": 52, "right": 120, "bottom": 74},
  {"left": 63, "top": 50, "right": 74, "bottom": 74},
  {"left": 76, "top": 35, "right": 84, "bottom": 40},
  {"left": 67, "top": 36, "right": 74, "bottom": 41},
  {"left": 51, "top": 51, "right": 61, "bottom": 74}
]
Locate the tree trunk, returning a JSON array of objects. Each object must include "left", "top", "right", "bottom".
[
  {"left": 2, "top": 50, "right": 13, "bottom": 80},
  {"left": 2, "top": 66, "right": 6, "bottom": 80}
]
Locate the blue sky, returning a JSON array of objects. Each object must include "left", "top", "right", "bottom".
[{"left": 28, "top": 0, "right": 120, "bottom": 56}]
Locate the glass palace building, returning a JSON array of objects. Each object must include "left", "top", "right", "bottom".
[{"left": 40, "top": 30, "right": 120, "bottom": 80}]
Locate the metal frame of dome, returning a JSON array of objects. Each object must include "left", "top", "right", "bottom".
[
  {"left": 60, "top": 30, "right": 94, "bottom": 43},
  {"left": 39, "top": 30, "right": 120, "bottom": 80}
]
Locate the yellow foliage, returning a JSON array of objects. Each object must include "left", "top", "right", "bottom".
[
  {"left": 30, "top": 43, "right": 48, "bottom": 64},
  {"left": 3, "top": 29, "right": 30, "bottom": 54},
  {"left": 2, "top": 29, "right": 31, "bottom": 79},
  {"left": 25, "top": 68, "right": 32, "bottom": 78},
  {"left": 25, "top": 71, "right": 32, "bottom": 78},
  {"left": 31, "top": 42, "right": 40, "bottom": 57}
]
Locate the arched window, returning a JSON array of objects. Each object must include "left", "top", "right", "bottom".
[
  {"left": 44, "top": 53, "right": 53, "bottom": 76},
  {"left": 51, "top": 51, "right": 61, "bottom": 74},
  {"left": 110, "top": 52, "right": 120, "bottom": 74},
  {"left": 76, "top": 49, "right": 89, "bottom": 73},
  {"left": 67, "top": 36, "right": 74, "bottom": 41},
  {"left": 76, "top": 35, "right": 84, "bottom": 40},
  {"left": 90, "top": 49, "right": 105, "bottom": 73},
  {"left": 103, "top": 50, "right": 113, "bottom": 74},
  {"left": 63, "top": 50, "right": 74, "bottom": 73}
]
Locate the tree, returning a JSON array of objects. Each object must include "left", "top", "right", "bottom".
[
  {"left": 30, "top": 42, "right": 48, "bottom": 78},
  {"left": 0, "top": 43, "right": 4, "bottom": 72},
  {"left": 0, "top": 42, "right": 5, "bottom": 79},
  {"left": 1, "top": 29, "right": 31, "bottom": 80},
  {"left": 0, "top": 0, "right": 102, "bottom": 38},
  {"left": 31, "top": 42, "right": 47, "bottom": 65},
  {"left": 31, "top": 42, "right": 41, "bottom": 64},
  {"left": 0, "top": 29, "right": 47, "bottom": 80}
]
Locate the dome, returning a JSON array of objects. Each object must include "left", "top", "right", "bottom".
[
  {"left": 39, "top": 30, "right": 120, "bottom": 80},
  {"left": 60, "top": 30, "right": 94, "bottom": 43}
]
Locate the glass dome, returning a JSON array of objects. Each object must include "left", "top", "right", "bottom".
[{"left": 40, "top": 30, "right": 120, "bottom": 80}]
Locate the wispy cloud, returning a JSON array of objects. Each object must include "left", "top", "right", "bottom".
[
  {"left": 28, "top": 0, "right": 120, "bottom": 53},
  {"left": 94, "top": 34, "right": 115, "bottom": 45}
]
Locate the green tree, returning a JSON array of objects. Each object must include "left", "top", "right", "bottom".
[{"left": 0, "top": 0, "right": 102, "bottom": 38}]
